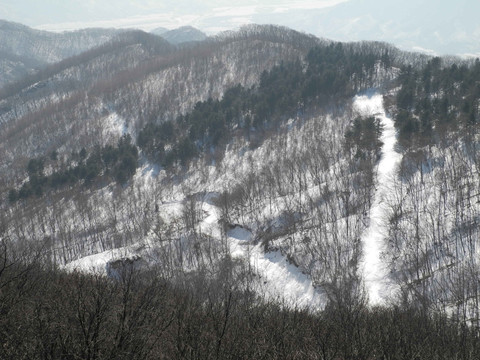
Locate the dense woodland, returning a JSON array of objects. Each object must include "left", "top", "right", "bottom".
[
  {"left": 8, "top": 42, "right": 388, "bottom": 200},
  {"left": 382, "top": 55, "right": 480, "bottom": 325},
  {"left": 2, "top": 23, "right": 480, "bottom": 358},
  {"left": 8, "top": 134, "right": 138, "bottom": 202},
  {"left": 2, "top": 244, "right": 480, "bottom": 360},
  {"left": 137, "top": 43, "right": 387, "bottom": 167},
  {"left": 394, "top": 57, "right": 480, "bottom": 145}
]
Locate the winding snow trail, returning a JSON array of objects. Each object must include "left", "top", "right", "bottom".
[
  {"left": 354, "top": 93, "right": 402, "bottom": 305},
  {"left": 200, "top": 200, "right": 324, "bottom": 310},
  {"left": 228, "top": 227, "right": 324, "bottom": 310}
]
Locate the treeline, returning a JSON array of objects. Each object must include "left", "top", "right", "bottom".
[
  {"left": 394, "top": 57, "right": 480, "bottom": 145},
  {"left": 8, "top": 135, "right": 138, "bottom": 203},
  {"left": 137, "top": 43, "right": 391, "bottom": 167},
  {"left": 1, "top": 243, "right": 480, "bottom": 360}
]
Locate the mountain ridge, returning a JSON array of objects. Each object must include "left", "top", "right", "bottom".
[{"left": 0, "top": 19, "right": 124, "bottom": 86}]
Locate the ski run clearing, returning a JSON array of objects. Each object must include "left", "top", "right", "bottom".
[{"left": 354, "top": 92, "right": 402, "bottom": 305}]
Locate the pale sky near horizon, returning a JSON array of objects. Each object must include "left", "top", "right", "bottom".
[{"left": 0, "top": 0, "right": 348, "bottom": 33}]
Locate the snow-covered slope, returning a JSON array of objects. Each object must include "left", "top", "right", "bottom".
[
  {"left": 55, "top": 93, "right": 396, "bottom": 309},
  {"left": 354, "top": 93, "right": 402, "bottom": 305},
  {"left": 4, "top": 21, "right": 480, "bottom": 317},
  {"left": 206, "top": 201, "right": 324, "bottom": 309},
  {"left": 0, "top": 25, "right": 317, "bottom": 179}
]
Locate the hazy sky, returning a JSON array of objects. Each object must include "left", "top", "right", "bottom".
[
  {"left": 1, "top": 0, "right": 479, "bottom": 55},
  {"left": 0, "top": 0, "right": 347, "bottom": 33}
]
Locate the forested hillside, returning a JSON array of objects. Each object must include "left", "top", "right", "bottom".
[
  {"left": 2, "top": 256, "right": 479, "bottom": 359},
  {"left": 0, "top": 20, "right": 123, "bottom": 87},
  {"left": 1, "top": 22, "right": 480, "bottom": 358},
  {"left": 384, "top": 57, "right": 480, "bottom": 321}
]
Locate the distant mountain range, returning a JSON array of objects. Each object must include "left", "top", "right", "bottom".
[
  {"left": 307, "top": 0, "right": 480, "bottom": 56},
  {"left": 151, "top": 26, "right": 207, "bottom": 45},
  {"left": 0, "top": 20, "right": 208, "bottom": 87},
  {"left": 3, "top": 0, "right": 479, "bottom": 57},
  {"left": 0, "top": 20, "right": 122, "bottom": 86}
]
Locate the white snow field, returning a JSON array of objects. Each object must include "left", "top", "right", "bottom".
[{"left": 354, "top": 92, "right": 402, "bottom": 305}]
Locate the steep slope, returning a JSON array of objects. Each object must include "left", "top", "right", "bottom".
[
  {"left": 4, "top": 20, "right": 480, "bottom": 323},
  {"left": 380, "top": 57, "right": 480, "bottom": 321},
  {"left": 0, "top": 49, "right": 44, "bottom": 86}
]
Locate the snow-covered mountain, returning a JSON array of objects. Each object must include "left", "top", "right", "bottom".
[
  {"left": 0, "top": 23, "right": 377, "bottom": 299},
  {"left": 0, "top": 20, "right": 122, "bottom": 86},
  {"left": 5, "top": 1, "right": 480, "bottom": 57},
  {"left": 2, "top": 19, "right": 480, "bottom": 343}
]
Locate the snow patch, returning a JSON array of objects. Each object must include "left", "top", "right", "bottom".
[
  {"left": 102, "top": 112, "right": 126, "bottom": 140},
  {"left": 63, "top": 247, "right": 133, "bottom": 274}
]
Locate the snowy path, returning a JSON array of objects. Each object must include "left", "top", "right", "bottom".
[
  {"left": 228, "top": 227, "right": 324, "bottom": 310},
  {"left": 64, "top": 193, "right": 324, "bottom": 312},
  {"left": 201, "top": 201, "right": 324, "bottom": 310},
  {"left": 354, "top": 93, "right": 402, "bottom": 305}
]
